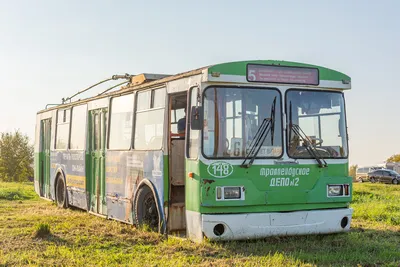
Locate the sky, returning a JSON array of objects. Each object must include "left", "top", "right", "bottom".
[{"left": 0, "top": 0, "right": 399, "bottom": 167}]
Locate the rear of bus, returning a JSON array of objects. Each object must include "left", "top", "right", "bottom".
[{"left": 185, "top": 61, "right": 352, "bottom": 241}]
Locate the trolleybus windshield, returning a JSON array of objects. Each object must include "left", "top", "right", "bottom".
[
  {"left": 286, "top": 90, "right": 348, "bottom": 159},
  {"left": 202, "top": 87, "right": 282, "bottom": 159}
]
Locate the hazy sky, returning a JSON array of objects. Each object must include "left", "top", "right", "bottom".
[{"left": 0, "top": 1, "right": 399, "bottom": 167}]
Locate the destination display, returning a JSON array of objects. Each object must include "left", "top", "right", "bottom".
[{"left": 247, "top": 64, "right": 319, "bottom": 85}]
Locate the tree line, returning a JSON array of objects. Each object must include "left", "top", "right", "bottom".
[{"left": 0, "top": 131, "right": 33, "bottom": 182}]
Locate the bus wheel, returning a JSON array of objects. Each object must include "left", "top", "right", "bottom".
[
  {"left": 392, "top": 179, "right": 399, "bottom": 185},
  {"left": 357, "top": 177, "right": 363, "bottom": 183},
  {"left": 370, "top": 177, "right": 376, "bottom": 183},
  {"left": 135, "top": 186, "right": 159, "bottom": 232},
  {"left": 55, "top": 175, "right": 68, "bottom": 208}
]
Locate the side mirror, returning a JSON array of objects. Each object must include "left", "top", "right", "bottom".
[{"left": 190, "top": 106, "right": 203, "bottom": 130}]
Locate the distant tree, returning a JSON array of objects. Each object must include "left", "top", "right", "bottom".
[
  {"left": 349, "top": 164, "right": 358, "bottom": 179},
  {"left": 0, "top": 131, "right": 34, "bottom": 182},
  {"left": 386, "top": 154, "right": 400, "bottom": 163}
]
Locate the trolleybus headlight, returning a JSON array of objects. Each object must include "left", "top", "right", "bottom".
[
  {"left": 224, "top": 187, "right": 241, "bottom": 199},
  {"left": 328, "top": 185, "right": 343, "bottom": 196}
]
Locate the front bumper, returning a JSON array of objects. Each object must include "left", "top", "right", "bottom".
[{"left": 202, "top": 208, "right": 353, "bottom": 240}]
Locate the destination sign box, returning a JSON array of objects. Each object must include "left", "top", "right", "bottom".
[{"left": 247, "top": 64, "right": 319, "bottom": 85}]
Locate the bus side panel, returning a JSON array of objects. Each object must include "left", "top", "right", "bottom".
[
  {"left": 105, "top": 150, "right": 165, "bottom": 225},
  {"left": 105, "top": 151, "right": 131, "bottom": 223},
  {"left": 50, "top": 151, "right": 87, "bottom": 210},
  {"left": 185, "top": 159, "right": 202, "bottom": 241},
  {"left": 65, "top": 151, "right": 87, "bottom": 209},
  {"left": 49, "top": 151, "right": 58, "bottom": 200}
]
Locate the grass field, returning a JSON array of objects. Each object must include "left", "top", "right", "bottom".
[{"left": 0, "top": 182, "right": 399, "bottom": 266}]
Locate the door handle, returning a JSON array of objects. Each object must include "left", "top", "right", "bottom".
[{"left": 102, "top": 152, "right": 105, "bottom": 157}]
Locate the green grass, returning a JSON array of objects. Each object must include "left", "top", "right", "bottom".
[
  {"left": 0, "top": 182, "right": 399, "bottom": 266},
  {"left": 0, "top": 182, "right": 39, "bottom": 200},
  {"left": 352, "top": 183, "right": 400, "bottom": 226},
  {"left": 34, "top": 222, "right": 51, "bottom": 238}
]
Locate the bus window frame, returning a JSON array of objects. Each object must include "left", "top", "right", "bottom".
[
  {"left": 133, "top": 87, "right": 167, "bottom": 151},
  {"left": 200, "top": 85, "right": 284, "bottom": 160},
  {"left": 186, "top": 86, "right": 200, "bottom": 159},
  {"left": 55, "top": 108, "right": 71, "bottom": 151},
  {"left": 69, "top": 104, "right": 88, "bottom": 151},
  {"left": 285, "top": 88, "right": 349, "bottom": 160},
  {"left": 107, "top": 93, "right": 135, "bottom": 151}
]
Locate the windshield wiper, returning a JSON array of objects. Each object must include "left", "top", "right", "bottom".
[
  {"left": 241, "top": 97, "right": 276, "bottom": 168},
  {"left": 289, "top": 101, "right": 327, "bottom": 168}
]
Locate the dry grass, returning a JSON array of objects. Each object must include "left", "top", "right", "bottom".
[{"left": 0, "top": 182, "right": 399, "bottom": 266}]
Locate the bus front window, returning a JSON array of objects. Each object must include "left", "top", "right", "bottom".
[
  {"left": 287, "top": 90, "right": 348, "bottom": 158},
  {"left": 203, "top": 87, "right": 282, "bottom": 158}
]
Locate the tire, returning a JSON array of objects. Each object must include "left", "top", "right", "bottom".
[
  {"left": 357, "top": 177, "right": 363, "bottom": 183},
  {"left": 370, "top": 177, "right": 376, "bottom": 183},
  {"left": 134, "top": 186, "right": 160, "bottom": 232},
  {"left": 55, "top": 175, "right": 68, "bottom": 208},
  {"left": 392, "top": 179, "right": 399, "bottom": 185}
]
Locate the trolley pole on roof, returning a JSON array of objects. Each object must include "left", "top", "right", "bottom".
[{"left": 61, "top": 73, "right": 133, "bottom": 104}]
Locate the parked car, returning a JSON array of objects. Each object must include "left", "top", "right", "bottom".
[
  {"left": 356, "top": 166, "right": 383, "bottom": 182},
  {"left": 367, "top": 169, "right": 400, "bottom": 185}
]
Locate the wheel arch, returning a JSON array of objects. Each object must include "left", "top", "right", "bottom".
[
  {"left": 54, "top": 167, "right": 68, "bottom": 203},
  {"left": 133, "top": 179, "right": 166, "bottom": 234}
]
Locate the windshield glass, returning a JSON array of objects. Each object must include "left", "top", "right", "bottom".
[
  {"left": 287, "top": 90, "right": 348, "bottom": 158},
  {"left": 203, "top": 87, "right": 282, "bottom": 158}
]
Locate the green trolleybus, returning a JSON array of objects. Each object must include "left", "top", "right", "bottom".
[{"left": 34, "top": 60, "right": 352, "bottom": 241}]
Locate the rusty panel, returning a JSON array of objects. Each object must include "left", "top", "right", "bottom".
[
  {"left": 171, "top": 140, "right": 185, "bottom": 186},
  {"left": 168, "top": 202, "right": 186, "bottom": 231}
]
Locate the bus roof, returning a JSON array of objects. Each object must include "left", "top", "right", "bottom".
[
  {"left": 207, "top": 60, "right": 351, "bottom": 84},
  {"left": 38, "top": 60, "right": 351, "bottom": 114}
]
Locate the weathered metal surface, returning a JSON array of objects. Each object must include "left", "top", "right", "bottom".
[
  {"left": 105, "top": 150, "right": 165, "bottom": 225},
  {"left": 170, "top": 185, "right": 185, "bottom": 204},
  {"left": 170, "top": 140, "right": 185, "bottom": 186},
  {"left": 168, "top": 202, "right": 186, "bottom": 231},
  {"left": 130, "top": 73, "right": 171, "bottom": 86},
  {"left": 50, "top": 151, "right": 88, "bottom": 210}
]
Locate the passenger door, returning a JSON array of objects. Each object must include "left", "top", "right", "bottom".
[
  {"left": 39, "top": 119, "right": 51, "bottom": 198},
  {"left": 89, "top": 109, "right": 107, "bottom": 215}
]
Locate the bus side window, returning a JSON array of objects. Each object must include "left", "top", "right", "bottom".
[
  {"left": 134, "top": 88, "right": 166, "bottom": 150},
  {"left": 56, "top": 109, "right": 70, "bottom": 150},
  {"left": 188, "top": 86, "right": 200, "bottom": 158},
  {"left": 171, "top": 108, "right": 186, "bottom": 136},
  {"left": 109, "top": 94, "right": 134, "bottom": 150},
  {"left": 70, "top": 104, "right": 87, "bottom": 150}
]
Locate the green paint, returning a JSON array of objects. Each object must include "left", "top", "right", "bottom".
[
  {"left": 186, "top": 161, "right": 351, "bottom": 214},
  {"left": 163, "top": 155, "right": 169, "bottom": 207},
  {"left": 185, "top": 159, "right": 201, "bottom": 212},
  {"left": 37, "top": 119, "right": 51, "bottom": 198},
  {"left": 89, "top": 109, "right": 107, "bottom": 215},
  {"left": 208, "top": 60, "right": 351, "bottom": 82},
  {"left": 34, "top": 153, "right": 39, "bottom": 183}
]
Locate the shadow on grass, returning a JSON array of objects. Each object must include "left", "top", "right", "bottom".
[{"left": 34, "top": 232, "right": 70, "bottom": 246}]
